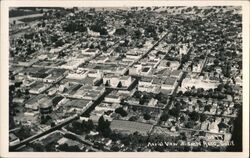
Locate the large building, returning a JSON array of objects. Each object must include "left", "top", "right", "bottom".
[{"left": 110, "top": 120, "right": 154, "bottom": 136}]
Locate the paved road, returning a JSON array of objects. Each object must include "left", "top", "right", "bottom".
[{"left": 157, "top": 47, "right": 193, "bottom": 125}]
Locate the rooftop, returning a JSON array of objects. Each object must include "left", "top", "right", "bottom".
[{"left": 110, "top": 119, "right": 153, "bottom": 135}]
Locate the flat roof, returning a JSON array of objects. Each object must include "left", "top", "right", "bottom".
[
  {"left": 64, "top": 99, "right": 91, "bottom": 108},
  {"left": 163, "top": 77, "right": 176, "bottom": 85},
  {"left": 110, "top": 120, "right": 153, "bottom": 134},
  {"left": 140, "top": 77, "right": 153, "bottom": 82},
  {"left": 171, "top": 70, "right": 182, "bottom": 76}
]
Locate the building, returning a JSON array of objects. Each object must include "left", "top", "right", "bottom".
[
  {"left": 95, "top": 102, "right": 119, "bottom": 112},
  {"left": 9, "top": 133, "right": 20, "bottom": 146},
  {"left": 161, "top": 77, "right": 177, "bottom": 92},
  {"left": 103, "top": 75, "right": 132, "bottom": 88},
  {"left": 29, "top": 82, "right": 50, "bottom": 94},
  {"left": 39, "top": 97, "right": 53, "bottom": 117},
  {"left": 104, "top": 92, "right": 122, "bottom": 103},
  {"left": 110, "top": 120, "right": 154, "bottom": 136},
  {"left": 170, "top": 70, "right": 182, "bottom": 78}
]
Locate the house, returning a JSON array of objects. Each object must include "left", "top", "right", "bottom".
[
  {"left": 148, "top": 98, "right": 158, "bottom": 107},
  {"left": 208, "top": 121, "right": 219, "bottom": 133},
  {"left": 179, "top": 44, "right": 188, "bottom": 55},
  {"left": 126, "top": 97, "right": 140, "bottom": 105},
  {"left": 200, "top": 121, "right": 209, "bottom": 131}
]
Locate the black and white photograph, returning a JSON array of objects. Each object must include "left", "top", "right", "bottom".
[{"left": 0, "top": 0, "right": 249, "bottom": 158}]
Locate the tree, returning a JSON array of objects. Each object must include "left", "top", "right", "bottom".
[
  {"left": 166, "top": 61, "right": 171, "bottom": 67},
  {"left": 90, "top": 24, "right": 108, "bottom": 35},
  {"left": 55, "top": 39, "right": 64, "bottom": 47},
  {"left": 177, "top": 91, "right": 183, "bottom": 96},
  {"left": 63, "top": 22, "right": 87, "bottom": 33},
  {"left": 105, "top": 80, "right": 109, "bottom": 86},
  {"left": 160, "top": 113, "right": 169, "bottom": 122},
  {"left": 129, "top": 116, "right": 138, "bottom": 121},
  {"left": 51, "top": 122, "right": 56, "bottom": 127},
  {"left": 86, "top": 119, "right": 94, "bottom": 131},
  {"left": 50, "top": 34, "right": 59, "bottom": 43},
  {"left": 134, "top": 30, "right": 142, "bottom": 39},
  {"left": 114, "top": 28, "right": 127, "bottom": 36},
  {"left": 143, "top": 113, "right": 151, "bottom": 120},
  {"left": 133, "top": 91, "right": 141, "bottom": 98},
  {"left": 117, "top": 81, "right": 122, "bottom": 88},
  {"left": 24, "top": 33, "right": 34, "bottom": 39},
  {"left": 213, "top": 59, "right": 219, "bottom": 66},
  {"left": 16, "top": 125, "right": 33, "bottom": 140},
  {"left": 32, "top": 142, "right": 44, "bottom": 151},
  {"left": 180, "top": 132, "right": 187, "bottom": 140},
  {"left": 197, "top": 99, "right": 203, "bottom": 106},
  {"left": 132, "top": 106, "right": 137, "bottom": 112},
  {"left": 102, "top": 127, "right": 112, "bottom": 138},
  {"left": 125, "top": 19, "right": 131, "bottom": 25},
  {"left": 115, "top": 107, "right": 128, "bottom": 117},
  {"left": 204, "top": 105, "right": 212, "bottom": 112},
  {"left": 185, "top": 121, "right": 195, "bottom": 128},
  {"left": 58, "top": 143, "right": 81, "bottom": 151},
  {"left": 111, "top": 145, "right": 120, "bottom": 151},
  {"left": 189, "top": 111, "right": 200, "bottom": 122},
  {"left": 169, "top": 107, "right": 180, "bottom": 118},
  {"left": 146, "top": 7, "right": 151, "bottom": 11},
  {"left": 70, "top": 120, "right": 83, "bottom": 134},
  {"left": 97, "top": 116, "right": 111, "bottom": 137},
  {"left": 181, "top": 54, "right": 189, "bottom": 64}
]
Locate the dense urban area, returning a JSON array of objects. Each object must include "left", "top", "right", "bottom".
[{"left": 9, "top": 6, "right": 242, "bottom": 152}]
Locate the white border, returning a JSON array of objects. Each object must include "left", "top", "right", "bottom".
[{"left": 1, "top": 1, "right": 249, "bottom": 158}]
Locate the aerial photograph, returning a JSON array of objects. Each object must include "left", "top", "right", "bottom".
[{"left": 8, "top": 6, "right": 242, "bottom": 152}]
